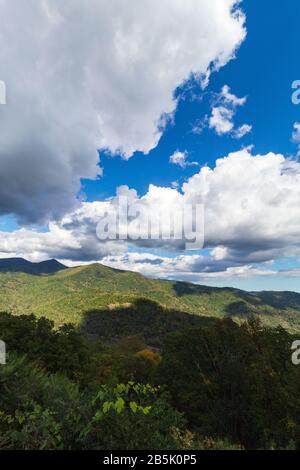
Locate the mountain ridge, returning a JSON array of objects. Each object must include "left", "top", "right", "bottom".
[
  {"left": 0, "top": 257, "right": 67, "bottom": 275},
  {"left": 0, "top": 258, "right": 299, "bottom": 332}
]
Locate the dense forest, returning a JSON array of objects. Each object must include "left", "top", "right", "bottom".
[{"left": 1, "top": 309, "right": 300, "bottom": 450}]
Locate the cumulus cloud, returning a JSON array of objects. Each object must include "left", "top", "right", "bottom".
[
  {"left": 101, "top": 252, "right": 276, "bottom": 283},
  {"left": 170, "top": 150, "right": 188, "bottom": 168},
  {"left": 208, "top": 85, "right": 251, "bottom": 137},
  {"left": 220, "top": 84, "right": 247, "bottom": 106},
  {"left": 101, "top": 149, "right": 300, "bottom": 268},
  {"left": 0, "top": 202, "right": 126, "bottom": 263},
  {"left": 183, "top": 149, "right": 300, "bottom": 264},
  {"left": 0, "top": 0, "right": 245, "bottom": 223},
  {"left": 209, "top": 106, "right": 235, "bottom": 135},
  {"left": 169, "top": 150, "right": 198, "bottom": 168},
  {"left": 2, "top": 148, "right": 300, "bottom": 283}
]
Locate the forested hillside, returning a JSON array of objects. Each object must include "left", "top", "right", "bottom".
[
  {"left": 1, "top": 259, "right": 300, "bottom": 449},
  {"left": 0, "top": 312, "right": 299, "bottom": 450},
  {"left": 0, "top": 260, "right": 299, "bottom": 332}
]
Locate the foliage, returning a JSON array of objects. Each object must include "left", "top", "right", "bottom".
[
  {"left": 0, "top": 312, "right": 102, "bottom": 384},
  {"left": 81, "top": 382, "right": 183, "bottom": 450},
  {"left": 0, "top": 355, "right": 86, "bottom": 449},
  {"left": 157, "top": 317, "right": 300, "bottom": 449},
  {"left": 1, "top": 308, "right": 300, "bottom": 450},
  {"left": 0, "top": 354, "right": 183, "bottom": 450}
]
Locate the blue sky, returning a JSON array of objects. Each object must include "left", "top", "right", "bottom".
[
  {"left": 83, "top": 0, "right": 300, "bottom": 200},
  {"left": 1, "top": 0, "right": 300, "bottom": 291},
  {"left": 80, "top": 0, "right": 300, "bottom": 291}
]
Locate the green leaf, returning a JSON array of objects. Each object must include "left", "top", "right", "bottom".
[
  {"left": 142, "top": 406, "right": 152, "bottom": 415},
  {"left": 129, "top": 401, "right": 138, "bottom": 414},
  {"left": 103, "top": 401, "right": 112, "bottom": 414},
  {"left": 115, "top": 397, "right": 125, "bottom": 414}
]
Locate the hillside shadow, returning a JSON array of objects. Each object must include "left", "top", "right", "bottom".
[
  {"left": 80, "top": 298, "right": 217, "bottom": 348},
  {"left": 226, "top": 291, "right": 300, "bottom": 316},
  {"left": 225, "top": 301, "right": 254, "bottom": 317},
  {"left": 173, "top": 281, "right": 300, "bottom": 314},
  {"left": 254, "top": 291, "right": 300, "bottom": 311},
  {"left": 173, "top": 282, "right": 215, "bottom": 297}
]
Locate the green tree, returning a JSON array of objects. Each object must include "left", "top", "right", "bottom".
[{"left": 157, "top": 317, "right": 300, "bottom": 449}]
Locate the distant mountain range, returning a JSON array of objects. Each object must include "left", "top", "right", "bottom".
[
  {"left": 0, "top": 258, "right": 67, "bottom": 275},
  {"left": 0, "top": 258, "right": 299, "bottom": 338}
]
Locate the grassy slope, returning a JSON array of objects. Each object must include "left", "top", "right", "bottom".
[{"left": 0, "top": 263, "right": 300, "bottom": 332}]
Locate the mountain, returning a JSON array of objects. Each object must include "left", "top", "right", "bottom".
[
  {"left": 0, "top": 258, "right": 67, "bottom": 275},
  {"left": 0, "top": 259, "right": 300, "bottom": 336}
]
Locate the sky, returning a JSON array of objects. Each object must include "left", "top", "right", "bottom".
[{"left": 0, "top": 0, "right": 300, "bottom": 291}]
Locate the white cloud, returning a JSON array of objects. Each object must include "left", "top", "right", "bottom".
[
  {"left": 0, "top": 0, "right": 245, "bottom": 222},
  {"left": 183, "top": 148, "right": 300, "bottom": 263},
  {"left": 0, "top": 202, "right": 126, "bottom": 263},
  {"left": 220, "top": 84, "right": 246, "bottom": 106},
  {"left": 2, "top": 148, "right": 300, "bottom": 281},
  {"left": 100, "top": 148, "right": 300, "bottom": 268},
  {"left": 101, "top": 252, "right": 276, "bottom": 282},
  {"left": 209, "top": 106, "right": 235, "bottom": 135},
  {"left": 211, "top": 246, "right": 229, "bottom": 261},
  {"left": 208, "top": 85, "right": 251, "bottom": 137},
  {"left": 170, "top": 151, "right": 188, "bottom": 168},
  {"left": 232, "top": 123, "right": 252, "bottom": 139},
  {"left": 169, "top": 150, "right": 198, "bottom": 168}
]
